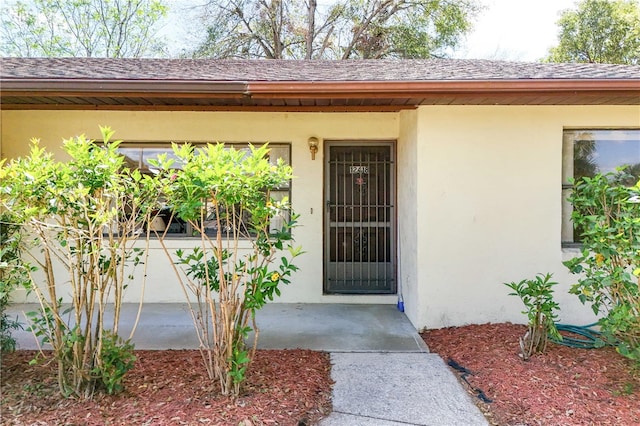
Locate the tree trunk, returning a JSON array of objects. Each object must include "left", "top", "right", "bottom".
[{"left": 305, "top": 0, "right": 316, "bottom": 59}]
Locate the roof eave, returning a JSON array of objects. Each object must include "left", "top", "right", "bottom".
[
  {"left": 1, "top": 78, "right": 639, "bottom": 109},
  {"left": 2, "top": 78, "right": 639, "bottom": 96},
  {"left": 248, "top": 79, "right": 640, "bottom": 97},
  {"left": 0, "top": 79, "right": 249, "bottom": 95}
]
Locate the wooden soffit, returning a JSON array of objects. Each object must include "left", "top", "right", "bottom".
[{"left": 1, "top": 79, "right": 639, "bottom": 111}]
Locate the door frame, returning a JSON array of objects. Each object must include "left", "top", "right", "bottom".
[{"left": 322, "top": 140, "right": 397, "bottom": 294}]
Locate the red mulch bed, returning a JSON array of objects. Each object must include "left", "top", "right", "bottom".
[
  {"left": 1, "top": 349, "right": 332, "bottom": 425},
  {"left": 422, "top": 323, "right": 640, "bottom": 426}
]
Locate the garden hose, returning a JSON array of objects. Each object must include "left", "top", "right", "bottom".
[{"left": 552, "top": 323, "right": 605, "bottom": 349}]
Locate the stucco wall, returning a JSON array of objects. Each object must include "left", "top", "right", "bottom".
[
  {"left": 397, "top": 110, "right": 421, "bottom": 326},
  {"left": 1, "top": 110, "right": 399, "bottom": 306},
  {"left": 3, "top": 106, "right": 640, "bottom": 330},
  {"left": 412, "top": 105, "right": 640, "bottom": 329}
]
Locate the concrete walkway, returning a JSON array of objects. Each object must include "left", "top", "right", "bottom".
[
  {"left": 7, "top": 303, "right": 488, "bottom": 426},
  {"left": 321, "top": 353, "right": 488, "bottom": 426}
]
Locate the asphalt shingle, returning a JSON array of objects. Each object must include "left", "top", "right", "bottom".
[{"left": 1, "top": 57, "right": 639, "bottom": 82}]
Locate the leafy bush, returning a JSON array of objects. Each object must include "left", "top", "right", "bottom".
[
  {"left": 564, "top": 171, "right": 640, "bottom": 364},
  {"left": 93, "top": 330, "right": 136, "bottom": 395},
  {"left": 0, "top": 127, "right": 161, "bottom": 397},
  {"left": 0, "top": 213, "right": 31, "bottom": 354},
  {"left": 152, "top": 143, "right": 302, "bottom": 396},
  {"left": 505, "top": 273, "right": 561, "bottom": 360}
]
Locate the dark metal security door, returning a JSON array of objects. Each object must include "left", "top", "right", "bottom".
[{"left": 324, "top": 142, "right": 396, "bottom": 294}]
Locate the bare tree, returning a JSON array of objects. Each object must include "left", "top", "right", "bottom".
[
  {"left": 192, "top": 0, "right": 481, "bottom": 59},
  {"left": 1, "top": 0, "right": 168, "bottom": 57}
]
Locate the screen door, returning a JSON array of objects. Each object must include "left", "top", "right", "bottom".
[{"left": 324, "top": 142, "right": 396, "bottom": 294}]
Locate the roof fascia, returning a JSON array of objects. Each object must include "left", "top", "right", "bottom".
[
  {"left": 0, "top": 79, "right": 249, "bottom": 94},
  {"left": 1, "top": 79, "right": 639, "bottom": 98},
  {"left": 248, "top": 80, "right": 640, "bottom": 98}
]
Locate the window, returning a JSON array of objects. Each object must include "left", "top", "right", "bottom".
[
  {"left": 118, "top": 143, "right": 291, "bottom": 237},
  {"left": 562, "top": 129, "right": 640, "bottom": 245}
]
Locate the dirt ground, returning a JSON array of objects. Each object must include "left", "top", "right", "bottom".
[
  {"left": 422, "top": 323, "right": 640, "bottom": 426},
  {"left": 1, "top": 349, "right": 333, "bottom": 425},
  {"left": 3, "top": 323, "right": 639, "bottom": 425}
]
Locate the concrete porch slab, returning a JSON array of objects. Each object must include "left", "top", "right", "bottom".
[{"left": 6, "top": 303, "right": 428, "bottom": 352}]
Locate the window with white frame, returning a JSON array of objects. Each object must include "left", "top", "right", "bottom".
[
  {"left": 118, "top": 143, "right": 291, "bottom": 237},
  {"left": 562, "top": 129, "right": 640, "bottom": 245}
]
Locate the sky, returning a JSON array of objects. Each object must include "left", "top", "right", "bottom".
[
  {"left": 456, "top": 0, "right": 578, "bottom": 61},
  {"left": 1, "top": 0, "right": 580, "bottom": 61},
  {"left": 166, "top": 0, "right": 580, "bottom": 61}
]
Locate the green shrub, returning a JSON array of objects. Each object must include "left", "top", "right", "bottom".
[
  {"left": 505, "top": 273, "right": 561, "bottom": 360},
  {"left": 93, "top": 330, "right": 136, "bottom": 395},
  {"left": 564, "top": 171, "right": 640, "bottom": 364},
  {"left": 0, "top": 127, "right": 162, "bottom": 397},
  {"left": 0, "top": 213, "right": 31, "bottom": 355},
  {"left": 152, "top": 143, "right": 302, "bottom": 396}
]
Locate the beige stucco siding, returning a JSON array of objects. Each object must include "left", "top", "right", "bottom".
[
  {"left": 1, "top": 110, "right": 400, "bottom": 306},
  {"left": 397, "top": 110, "right": 420, "bottom": 325},
  {"left": 413, "top": 105, "right": 640, "bottom": 328},
  {"left": 2, "top": 105, "right": 640, "bottom": 330}
]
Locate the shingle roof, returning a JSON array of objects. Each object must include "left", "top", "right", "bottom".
[
  {"left": 1, "top": 57, "right": 639, "bottom": 81},
  {"left": 1, "top": 58, "right": 639, "bottom": 110}
]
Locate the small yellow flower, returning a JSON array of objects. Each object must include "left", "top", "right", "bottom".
[
  {"left": 595, "top": 253, "right": 605, "bottom": 265},
  {"left": 270, "top": 272, "right": 280, "bottom": 282}
]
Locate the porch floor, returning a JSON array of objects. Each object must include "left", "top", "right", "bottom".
[{"left": 8, "top": 303, "right": 428, "bottom": 352}]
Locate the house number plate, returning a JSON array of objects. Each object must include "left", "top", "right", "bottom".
[{"left": 349, "top": 165, "right": 369, "bottom": 174}]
